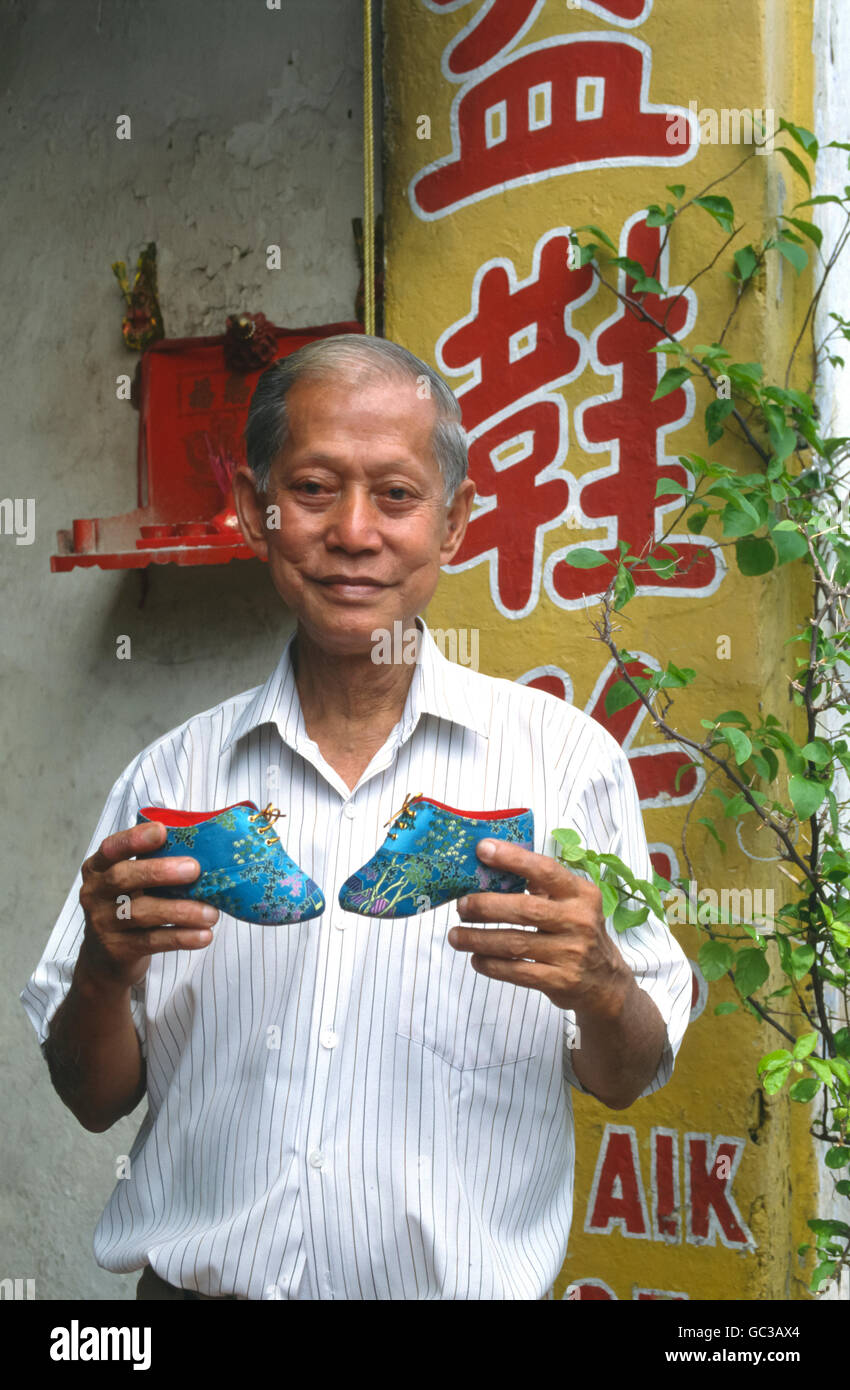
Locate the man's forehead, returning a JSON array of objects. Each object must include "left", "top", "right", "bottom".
[{"left": 282, "top": 369, "right": 438, "bottom": 440}]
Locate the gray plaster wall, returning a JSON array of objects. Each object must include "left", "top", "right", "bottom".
[{"left": 1, "top": 0, "right": 371, "bottom": 1300}]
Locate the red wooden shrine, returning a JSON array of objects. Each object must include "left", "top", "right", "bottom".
[{"left": 50, "top": 320, "right": 362, "bottom": 572}]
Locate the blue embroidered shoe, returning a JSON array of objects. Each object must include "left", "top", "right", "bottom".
[
  {"left": 338, "top": 793, "right": 533, "bottom": 919},
  {"left": 135, "top": 801, "right": 326, "bottom": 925}
]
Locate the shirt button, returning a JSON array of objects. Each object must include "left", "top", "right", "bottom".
[
  {"left": 320, "top": 1028, "right": 339, "bottom": 1049},
  {"left": 308, "top": 1149, "right": 324, "bottom": 1170},
  {"left": 334, "top": 918, "right": 350, "bottom": 931},
  {"left": 343, "top": 803, "right": 357, "bottom": 820}
]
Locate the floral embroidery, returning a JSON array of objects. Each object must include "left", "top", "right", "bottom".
[
  {"left": 339, "top": 799, "right": 533, "bottom": 919},
  {"left": 137, "top": 802, "right": 324, "bottom": 926}
]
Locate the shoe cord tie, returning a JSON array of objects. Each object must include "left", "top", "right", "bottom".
[
  {"left": 249, "top": 804, "right": 285, "bottom": 844},
  {"left": 385, "top": 793, "right": 423, "bottom": 840}
]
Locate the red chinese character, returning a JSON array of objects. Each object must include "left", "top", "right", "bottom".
[
  {"left": 424, "top": 0, "right": 542, "bottom": 78},
  {"left": 410, "top": 35, "right": 696, "bottom": 219},
  {"left": 446, "top": 399, "right": 570, "bottom": 617},
  {"left": 547, "top": 214, "right": 724, "bottom": 608},
  {"left": 437, "top": 228, "right": 594, "bottom": 436}
]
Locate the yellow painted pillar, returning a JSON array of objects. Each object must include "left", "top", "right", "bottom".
[{"left": 383, "top": 0, "right": 818, "bottom": 1299}]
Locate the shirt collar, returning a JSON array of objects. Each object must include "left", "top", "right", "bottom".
[{"left": 220, "top": 616, "right": 489, "bottom": 755}]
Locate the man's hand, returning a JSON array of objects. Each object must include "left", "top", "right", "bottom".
[
  {"left": 78, "top": 820, "right": 219, "bottom": 990},
  {"left": 447, "top": 838, "right": 668, "bottom": 1109}
]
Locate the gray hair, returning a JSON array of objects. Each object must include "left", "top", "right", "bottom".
[{"left": 244, "top": 334, "right": 468, "bottom": 500}]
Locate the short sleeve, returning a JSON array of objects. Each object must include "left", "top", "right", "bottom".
[
  {"left": 20, "top": 760, "right": 149, "bottom": 1057},
  {"left": 553, "top": 716, "right": 692, "bottom": 1101}
]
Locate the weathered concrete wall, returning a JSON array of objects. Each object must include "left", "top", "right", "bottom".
[{"left": 1, "top": 0, "right": 365, "bottom": 1300}]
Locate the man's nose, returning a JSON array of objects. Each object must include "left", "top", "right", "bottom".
[{"left": 324, "top": 487, "right": 383, "bottom": 550}]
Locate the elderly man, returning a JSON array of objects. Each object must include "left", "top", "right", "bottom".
[{"left": 22, "top": 334, "right": 691, "bottom": 1301}]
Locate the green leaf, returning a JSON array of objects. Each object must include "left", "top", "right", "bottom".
[
  {"left": 788, "top": 775, "right": 828, "bottom": 820},
  {"left": 771, "top": 521, "right": 809, "bottom": 564},
  {"left": 666, "top": 184, "right": 685, "bottom": 200},
  {"left": 719, "top": 727, "right": 753, "bottom": 765},
  {"left": 811, "top": 1260, "right": 836, "bottom": 1291},
  {"left": 727, "top": 360, "right": 763, "bottom": 387},
  {"left": 825, "top": 1147, "right": 850, "bottom": 1170},
  {"left": 693, "top": 195, "right": 735, "bottom": 232},
  {"left": 801, "top": 738, "right": 831, "bottom": 767},
  {"left": 809, "top": 1057, "right": 835, "bottom": 1088},
  {"left": 575, "top": 223, "right": 617, "bottom": 251},
  {"left": 645, "top": 204, "right": 676, "bottom": 228},
  {"left": 699, "top": 940, "right": 734, "bottom": 981},
  {"left": 552, "top": 827, "right": 587, "bottom": 863},
  {"left": 714, "top": 709, "right": 752, "bottom": 728},
  {"left": 763, "top": 1061, "right": 792, "bottom": 1094},
  {"left": 600, "top": 880, "right": 619, "bottom": 918},
  {"left": 808, "top": 1218, "right": 850, "bottom": 1239},
  {"left": 830, "top": 1057, "right": 850, "bottom": 1087},
  {"left": 564, "top": 548, "right": 609, "bottom": 568},
  {"left": 714, "top": 1002, "right": 739, "bottom": 1016},
  {"left": 655, "top": 478, "right": 689, "bottom": 497},
  {"left": 792, "top": 1031, "right": 818, "bottom": 1060},
  {"left": 612, "top": 564, "right": 636, "bottom": 611},
  {"left": 782, "top": 215, "right": 823, "bottom": 249},
  {"left": 705, "top": 396, "right": 735, "bottom": 444},
  {"left": 778, "top": 119, "right": 818, "bottom": 157},
  {"left": 776, "top": 237, "right": 808, "bottom": 273},
  {"left": 604, "top": 680, "right": 641, "bottom": 716},
  {"left": 652, "top": 367, "right": 692, "bottom": 401},
  {"left": 795, "top": 193, "right": 843, "bottom": 208},
  {"left": 734, "top": 947, "right": 769, "bottom": 998},
  {"left": 789, "top": 1077, "right": 821, "bottom": 1102},
  {"left": 758, "top": 1048, "right": 792, "bottom": 1073},
  {"left": 733, "top": 245, "right": 758, "bottom": 281},
  {"left": 612, "top": 902, "right": 650, "bottom": 932},
  {"left": 722, "top": 503, "right": 762, "bottom": 538},
  {"left": 789, "top": 944, "right": 815, "bottom": 980},
  {"left": 698, "top": 817, "right": 726, "bottom": 851},
  {"left": 735, "top": 536, "right": 775, "bottom": 575},
  {"left": 776, "top": 144, "right": 812, "bottom": 189}
]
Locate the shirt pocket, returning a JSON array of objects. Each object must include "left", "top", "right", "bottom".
[{"left": 395, "top": 912, "right": 543, "bottom": 1071}]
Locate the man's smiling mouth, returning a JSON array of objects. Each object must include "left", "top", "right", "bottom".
[{"left": 314, "top": 575, "right": 391, "bottom": 597}]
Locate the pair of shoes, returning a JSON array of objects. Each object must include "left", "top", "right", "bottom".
[{"left": 136, "top": 794, "right": 532, "bottom": 925}]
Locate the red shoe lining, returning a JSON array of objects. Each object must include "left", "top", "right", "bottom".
[
  {"left": 139, "top": 802, "right": 254, "bottom": 827},
  {"left": 419, "top": 797, "right": 529, "bottom": 819}
]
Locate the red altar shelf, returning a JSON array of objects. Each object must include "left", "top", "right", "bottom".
[{"left": 50, "top": 319, "right": 362, "bottom": 572}]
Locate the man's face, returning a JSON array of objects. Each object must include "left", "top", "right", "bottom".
[{"left": 234, "top": 370, "right": 475, "bottom": 656}]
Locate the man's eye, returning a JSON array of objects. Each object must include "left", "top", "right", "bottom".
[
  {"left": 386, "top": 487, "right": 412, "bottom": 501},
  {"left": 296, "top": 480, "right": 328, "bottom": 495}
]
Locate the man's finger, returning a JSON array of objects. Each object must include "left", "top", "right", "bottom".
[
  {"left": 85, "top": 820, "right": 167, "bottom": 874},
  {"left": 456, "top": 887, "right": 597, "bottom": 933},
  {"left": 448, "top": 925, "right": 560, "bottom": 963},
  {"left": 475, "top": 838, "right": 585, "bottom": 898},
  {"left": 100, "top": 855, "right": 201, "bottom": 896},
  {"left": 114, "top": 895, "right": 219, "bottom": 932}
]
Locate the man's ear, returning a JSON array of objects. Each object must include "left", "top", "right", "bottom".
[
  {"left": 439, "top": 478, "right": 476, "bottom": 565},
  {"left": 232, "top": 464, "right": 270, "bottom": 561}
]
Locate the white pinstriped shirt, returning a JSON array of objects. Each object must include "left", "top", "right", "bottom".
[{"left": 22, "top": 619, "right": 692, "bottom": 1301}]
